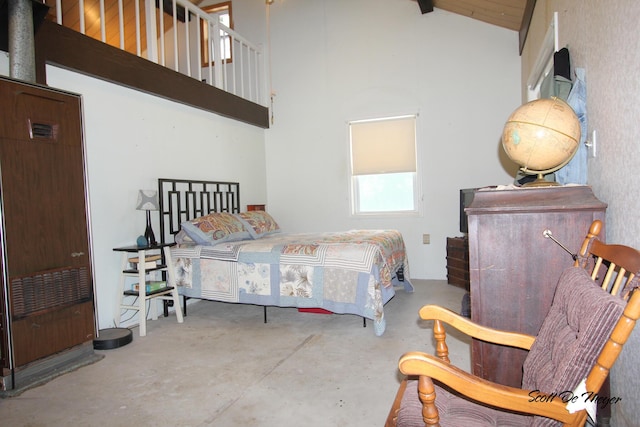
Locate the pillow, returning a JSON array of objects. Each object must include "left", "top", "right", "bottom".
[
  {"left": 233, "top": 211, "right": 280, "bottom": 239},
  {"left": 174, "top": 229, "right": 194, "bottom": 245},
  {"left": 522, "top": 266, "right": 625, "bottom": 426},
  {"left": 180, "top": 212, "right": 251, "bottom": 245}
]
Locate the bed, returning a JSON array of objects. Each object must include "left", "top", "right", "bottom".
[{"left": 158, "top": 178, "right": 413, "bottom": 336}]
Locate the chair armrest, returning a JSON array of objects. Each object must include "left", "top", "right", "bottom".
[
  {"left": 419, "top": 305, "right": 535, "bottom": 350},
  {"left": 398, "top": 352, "right": 578, "bottom": 423}
]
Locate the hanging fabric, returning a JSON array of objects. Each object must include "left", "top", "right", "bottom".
[{"left": 556, "top": 67, "right": 588, "bottom": 185}]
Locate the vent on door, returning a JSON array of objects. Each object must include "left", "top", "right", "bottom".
[
  {"left": 28, "top": 119, "right": 58, "bottom": 140},
  {"left": 10, "top": 266, "right": 91, "bottom": 319}
]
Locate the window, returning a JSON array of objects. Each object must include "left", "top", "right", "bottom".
[
  {"left": 200, "top": 1, "right": 233, "bottom": 67},
  {"left": 349, "top": 115, "right": 420, "bottom": 216}
]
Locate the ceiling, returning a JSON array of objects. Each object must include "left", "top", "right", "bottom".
[
  {"left": 432, "top": 0, "right": 527, "bottom": 31},
  {"left": 427, "top": 0, "right": 536, "bottom": 52}
]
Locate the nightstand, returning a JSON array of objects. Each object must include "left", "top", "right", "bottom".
[{"left": 113, "top": 243, "right": 183, "bottom": 336}]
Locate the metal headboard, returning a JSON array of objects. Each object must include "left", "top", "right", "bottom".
[{"left": 157, "top": 178, "right": 241, "bottom": 244}]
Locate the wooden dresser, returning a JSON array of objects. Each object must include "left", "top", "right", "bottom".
[{"left": 466, "top": 185, "right": 606, "bottom": 387}]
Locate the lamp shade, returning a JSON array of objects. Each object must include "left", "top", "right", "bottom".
[{"left": 136, "top": 190, "right": 159, "bottom": 211}]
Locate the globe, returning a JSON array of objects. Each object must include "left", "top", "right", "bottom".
[{"left": 502, "top": 97, "right": 580, "bottom": 186}]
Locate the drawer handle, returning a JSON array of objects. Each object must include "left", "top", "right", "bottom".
[
  {"left": 71, "top": 252, "right": 85, "bottom": 257},
  {"left": 31, "top": 323, "right": 41, "bottom": 329}
]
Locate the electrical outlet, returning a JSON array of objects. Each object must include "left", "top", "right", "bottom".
[{"left": 422, "top": 234, "right": 430, "bottom": 244}]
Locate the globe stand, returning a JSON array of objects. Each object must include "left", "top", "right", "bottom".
[
  {"left": 519, "top": 155, "right": 575, "bottom": 188},
  {"left": 522, "top": 173, "right": 560, "bottom": 187}
]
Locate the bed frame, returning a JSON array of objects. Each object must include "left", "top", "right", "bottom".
[
  {"left": 157, "top": 178, "right": 241, "bottom": 245},
  {"left": 157, "top": 178, "right": 245, "bottom": 316},
  {"left": 157, "top": 178, "right": 379, "bottom": 328}
]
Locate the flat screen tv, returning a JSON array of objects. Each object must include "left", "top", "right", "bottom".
[{"left": 459, "top": 188, "right": 477, "bottom": 234}]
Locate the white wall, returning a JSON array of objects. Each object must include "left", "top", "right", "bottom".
[
  {"left": 50, "top": 67, "right": 267, "bottom": 330},
  {"left": 263, "top": 0, "right": 521, "bottom": 280},
  {"left": 0, "top": 53, "right": 267, "bottom": 330},
  {"left": 521, "top": 2, "right": 640, "bottom": 426},
  {"left": 0, "top": 51, "right": 7, "bottom": 75}
]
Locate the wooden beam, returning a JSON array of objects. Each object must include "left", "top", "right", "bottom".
[
  {"left": 34, "top": 21, "right": 269, "bottom": 129},
  {"left": 519, "top": 0, "right": 536, "bottom": 55}
]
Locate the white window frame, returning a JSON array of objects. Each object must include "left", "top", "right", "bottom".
[{"left": 348, "top": 114, "right": 422, "bottom": 217}]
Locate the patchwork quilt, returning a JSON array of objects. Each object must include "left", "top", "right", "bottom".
[{"left": 170, "top": 230, "right": 412, "bottom": 335}]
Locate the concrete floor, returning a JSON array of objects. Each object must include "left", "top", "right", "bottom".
[{"left": 0, "top": 280, "right": 469, "bottom": 426}]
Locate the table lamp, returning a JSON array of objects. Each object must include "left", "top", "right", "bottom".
[{"left": 136, "top": 189, "right": 159, "bottom": 246}]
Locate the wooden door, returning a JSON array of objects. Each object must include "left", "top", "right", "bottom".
[{"left": 0, "top": 76, "right": 94, "bottom": 369}]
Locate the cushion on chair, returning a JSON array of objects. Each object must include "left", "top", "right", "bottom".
[
  {"left": 397, "top": 379, "right": 532, "bottom": 427},
  {"left": 522, "top": 266, "right": 625, "bottom": 427},
  {"left": 396, "top": 267, "right": 625, "bottom": 427}
]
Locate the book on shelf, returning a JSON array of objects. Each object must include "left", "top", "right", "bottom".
[
  {"left": 128, "top": 254, "right": 161, "bottom": 270},
  {"left": 130, "top": 261, "right": 159, "bottom": 270},
  {"left": 131, "top": 281, "right": 167, "bottom": 293}
]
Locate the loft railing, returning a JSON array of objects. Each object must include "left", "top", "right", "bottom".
[{"left": 43, "top": 0, "right": 267, "bottom": 107}]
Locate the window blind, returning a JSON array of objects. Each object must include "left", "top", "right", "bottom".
[{"left": 350, "top": 115, "right": 416, "bottom": 176}]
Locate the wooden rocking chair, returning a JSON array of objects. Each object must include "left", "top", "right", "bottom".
[
  {"left": 385, "top": 220, "right": 640, "bottom": 427},
  {"left": 574, "top": 220, "right": 640, "bottom": 298}
]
